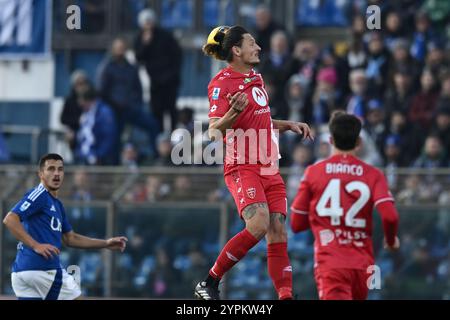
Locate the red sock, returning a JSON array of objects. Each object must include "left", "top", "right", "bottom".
[
  {"left": 209, "top": 229, "right": 259, "bottom": 279},
  {"left": 267, "top": 242, "right": 293, "bottom": 300}
]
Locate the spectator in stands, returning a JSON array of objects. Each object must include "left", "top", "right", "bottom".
[
  {"left": 414, "top": 135, "right": 449, "bottom": 168},
  {"left": 150, "top": 132, "right": 174, "bottom": 167},
  {"left": 286, "top": 74, "right": 308, "bottom": 123},
  {"left": 0, "top": 131, "right": 10, "bottom": 163},
  {"left": 408, "top": 68, "right": 439, "bottom": 130},
  {"left": 167, "top": 175, "right": 194, "bottom": 201},
  {"left": 314, "top": 133, "right": 332, "bottom": 163},
  {"left": 81, "top": 0, "right": 106, "bottom": 33},
  {"left": 383, "top": 134, "right": 403, "bottom": 191},
  {"left": 75, "top": 86, "right": 119, "bottom": 165},
  {"left": 121, "top": 142, "right": 139, "bottom": 172},
  {"left": 253, "top": 4, "right": 285, "bottom": 57},
  {"left": 397, "top": 174, "right": 427, "bottom": 204},
  {"left": 431, "top": 104, "right": 450, "bottom": 159},
  {"left": 134, "top": 8, "right": 182, "bottom": 132},
  {"left": 124, "top": 175, "right": 170, "bottom": 203},
  {"left": 288, "top": 40, "right": 320, "bottom": 92},
  {"left": 364, "top": 99, "right": 388, "bottom": 156},
  {"left": 422, "top": 0, "right": 450, "bottom": 33},
  {"left": 148, "top": 247, "right": 179, "bottom": 298},
  {"left": 388, "top": 110, "right": 424, "bottom": 166},
  {"left": 98, "top": 37, "right": 159, "bottom": 158},
  {"left": 311, "top": 67, "right": 338, "bottom": 127},
  {"left": 388, "top": 39, "right": 420, "bottom": 89},
  {"left": 384, "top": 68, "right": 415, "bottom": 117},
  {"left": 183, "top": 245, "right": 208, "bottom": 295},
  {"left": 61, "top": 70, "right": 91, "bottom": 152},
  {"left": 175, "top": 108, "right": 195, "bottom": 134},
  {"left": 425, "top": 41, "right": 448, "bottom": 75},
  {"left": 366, "top": 32, "right": 390, "bottom": 96},
  {"left": 384, "top": 11, "right": 407, "bottom": 52},
  {"left": 346, "top": 69, "right": 368, "bottom": 119},
  {"left": 346, "top": 35, "right": 367, "bottom": 72},
  {"left": 258, "top": 30, "right": 293, "bottom": 118},
  {"left": 410, "top": 11, "right": 437, "bottom": 63},
  {"left": 351, "top": 15, "right": 366, "bottom": 39},
  {"left": 287, "top": 144, "right": 313, "bottom": 200}
]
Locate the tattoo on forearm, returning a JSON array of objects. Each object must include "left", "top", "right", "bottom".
[
  {"left": 270, "top": 213, "right": 286, "bottom": 225},
  {"left": 242, "top": 203, "right": 268, "bottom": 221}
]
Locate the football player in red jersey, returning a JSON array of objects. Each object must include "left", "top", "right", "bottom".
[
  {"left": 290, "top": 112, "right": 400, "bottom": 300},
  {"left": 194, "top": 26, "right": 313, "bottom": 300}
]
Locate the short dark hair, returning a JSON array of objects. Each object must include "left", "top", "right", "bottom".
[
  {"left": 78, "top": 85, "right": 97, "bottom": 102},
  {"left": 329, "top": 113, "right": 362, "bottom": 151},
  {"left": 203, "top": 26, "right": 249, "bottom": 62},
  {"left": 39, "top": 153, "right": 64, "bottom": 170}
]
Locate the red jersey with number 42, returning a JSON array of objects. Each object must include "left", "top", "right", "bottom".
[
  {"left": 291, "top": 154, "right": 395, "bottom": 270},
  {"left": 208, "top": 66, "right": 280, "bottom": 176}
]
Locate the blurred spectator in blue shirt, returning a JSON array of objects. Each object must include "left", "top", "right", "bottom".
[
  {"left": 366, "top": 32, "right": 391, "bottom": 96},
  {"left": 410, "top": 11, "right": 437, "bottom": 63},
  {"left": 346, "top": 69, "right": 368, "bottom": 119},
  {"left": 75, "top": 86, "right": 119, "bottom": 165}
]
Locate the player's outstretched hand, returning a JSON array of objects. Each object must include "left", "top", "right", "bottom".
[
  {"left": 33, "top": 243, "right": 60, "bottom": 259},
  {"left": 384, "top": 236, "right": 400, "bottom": 252},
  {"left": 227, "top": 92, "right": 249, "bottom": 114},
  {"left": 288, "top": 122, "right": 314, "bottom": 141},
  {"left": 106, "top": 236, "right": 128, "bottom": 252}
]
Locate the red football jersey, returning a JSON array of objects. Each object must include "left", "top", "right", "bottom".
[
  {"left": 208, "top": 66, "right": 280, "bottom": 176},
  {"left": 291, "top": 154, "right": 395, "bottom": 270}
]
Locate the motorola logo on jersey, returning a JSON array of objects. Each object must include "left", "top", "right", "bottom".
[{"left": 252, "top": 87, "right": 268, "bottom": 107}]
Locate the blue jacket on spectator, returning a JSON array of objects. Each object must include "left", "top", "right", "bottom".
[
  {"left": 76, "top": 100, "right": 119, "bottom": 165},
  {"left": 98, "top": 57, "right": 143, "bottom": 111}
]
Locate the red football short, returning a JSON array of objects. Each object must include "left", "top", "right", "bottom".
[
  {"left": 224, "top": 165, "right": 287, "bottom": 217},
  {"left": 314, "top": 268, "right": 369, "bottom": 300}
]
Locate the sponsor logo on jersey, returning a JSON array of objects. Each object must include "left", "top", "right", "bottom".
[
  {"left": 210, "top": 104, "right": 218, "bottom": 113},
  {"left": 243, "top": 76, "right": 258, "bottom": 84},
  {"left": 252, "top": 87, "right": 267, "bottom": 107},
  {"left": 20, "top": 201, "right": 31, "bottom": 212},
  {"left": 212, "top": 87, "right": 221, "bottom": 100},
  {"left": 50, "top": 205, "right": 56, "bottom": 212},
  {"left": 50, "top": 216, "right": 62, "bottom": 232},
  {"left": 319, "top": 229, "right": 335, "bottom": 246}
]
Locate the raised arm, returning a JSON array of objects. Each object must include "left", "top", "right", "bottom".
[{"left": 208, "top": 92, "right": 249, "bottom": 140}]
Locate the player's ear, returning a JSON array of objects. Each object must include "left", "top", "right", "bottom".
[
  {"left": 355, "top": 136, "right": 362, "bottom": 149},
  {"left": 232, "top": 45, "right": 241, "bottom": 57},
  {"left": 329, "top": 136, "right": 334, "bottom": 146}
]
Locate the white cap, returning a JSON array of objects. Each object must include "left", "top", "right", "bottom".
[{"left": 138, "top": 8, "right": 157, "bottom": 28}]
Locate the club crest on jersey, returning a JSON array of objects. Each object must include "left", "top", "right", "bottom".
[
  {"left": 246, "top": 188, "right": 256, "bottom": 199},
  {"left": 252, "top": 87, "right": 267, "bottom": 107},
  {"left": 212, "top": 87, "right": 221, "bottom": 100}
]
